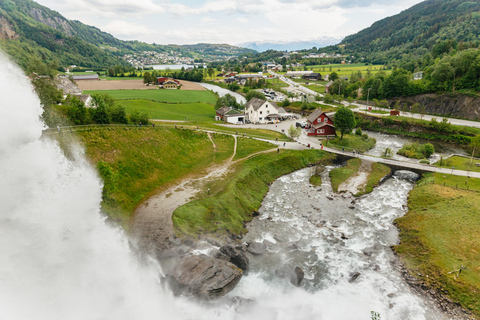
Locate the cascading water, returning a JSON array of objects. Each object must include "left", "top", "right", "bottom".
[{"left": 0, "top": 54, "right": 182, "bottom": 319}]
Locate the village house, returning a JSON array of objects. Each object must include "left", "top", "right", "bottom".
[
  {"left": 157, "top": 77, "right": 180, "bottom": 89},
  {"left": 244, "top": 98, "right": 279, "bottom": 124},
  {"left": 302, "top": 73, "right": 322, "bottom": 81},
  {"left": 305, "top": 108, "right": 336, "bottom": 137},
  {"left": 285, "top": 71, "right": 313, "bottom": 78},
  {"left": 215, "top": 106, "right": 245, "bottom": 124}
]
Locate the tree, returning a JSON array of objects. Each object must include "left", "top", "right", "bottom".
[
  {"left": 334, "top": 106, "right": 356, "bottom": 140},
  {"left": 143, "top": 72, "right": 153, "bottom": 84},
  {"left": 245, "top": 90, "right": 266, "bottom": 101},
  {"left": 207, "top": 67, "right": 215, "bottom": 80},
  {"left": 287, "top": 125, "right": 301, "bottom": 140},
  {"left": 330, "top": 72, "right": 339, "bottom": 81},
  {"left": 282, "top": 98, "right": 291, "bottom": 107},
  {"left": 423, "top": 143, "right": 435, "bottom": 158},
  {"left": 470, "top": 135, "right": 480, "bottom": 161}
]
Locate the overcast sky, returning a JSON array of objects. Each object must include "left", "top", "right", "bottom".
[{"left": 34, "top": 0, "right": 425, "bottom": 46}]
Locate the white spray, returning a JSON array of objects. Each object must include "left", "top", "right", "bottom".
[{"left": 0, "top": 54, "right": 181, "bottom": 319}]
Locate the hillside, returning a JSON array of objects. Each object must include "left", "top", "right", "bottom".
[
  {"left": 0, "top": 0, "right": 255, "bottom": 70},
  {"left": 339, "top": 0, "right": 480, "bottom": 63}
]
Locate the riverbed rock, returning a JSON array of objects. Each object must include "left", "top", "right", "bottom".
[
  {"left": 349, "top": 272, "right": 361, "bottom": 283},
  {"left": 166, "top": 255, "right": 243, "bottom": 300},
  {"left": 219, "top": 245, "right": 249, "bottom": 274},
  {"left": 275, "top": 265, "right": 305, "bottom": 287},
  {"left": 247, "top": 242, "right": 266, "bottom": 255}
]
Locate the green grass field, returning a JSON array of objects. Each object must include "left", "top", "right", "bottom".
[
  {"left": 84, "top": 89, "right": 217, "bottom": 104},
  {"left": 303, "top": 63, "right": 392, "bottom": 78},
  {"left": 394, "top": 175, "right": 480, "bottom": 317},
  {"left": 120, "top": 100, "right": 215, "bottom": 121},
  {"left": 436, "top": 156, "right": 480, "bottom": 173},
  {"left": 233, "top": 137, "right": 276, "bottom": 160}
]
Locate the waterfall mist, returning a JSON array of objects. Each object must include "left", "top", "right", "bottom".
[{"left": 0, "top": 54, "right": 180, "bottom": 319}]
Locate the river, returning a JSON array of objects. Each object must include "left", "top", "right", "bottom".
[
  {"left": 199, "top": 82, "right": 247, "bottom": 104},
  {"left": 0, "top": 53, "right": 450, "bottom": 319},
  {"left": 363, "top": 130, "right": 467, "bottom": 164}
]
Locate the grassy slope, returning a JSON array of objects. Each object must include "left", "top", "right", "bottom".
[
  {"left": 329, "top": 158, "right": 361, "bottom": 192},
  {"left": 329, "top": 159, "right": 390, "bottom": 195},
  {"left": 84, "top": 89, "right": 217, "bottom": 104},
  {"left": 436, "top": 156, "right": 480, "bottom": 173},
  {"left": 394, "top": 175, "right": 480, "bottom": 317},
  {"left": 119, "top": 100, "right": 215, "bottom": 121},
  {"left": 309, "top": 175, "right": 322, "bottom": 186},
  {"left": 233, "top": 137, "right": 276, "bottom": 160},
  {"left": 67, "top": 127, "right": 221, "bottom": 225},
  {"left": 173, "top": 150, "right": 336, "bottom": 237}
]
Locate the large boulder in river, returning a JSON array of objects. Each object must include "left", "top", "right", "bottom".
[
  {"left": 219, "top": 245, "right": 250, "bottom": 274},
  {"left": 247, "top": 242, "right": 266, "bottom": 255},
  {"left": 166, "top": 255, "right": 243, "bottom": 300}
]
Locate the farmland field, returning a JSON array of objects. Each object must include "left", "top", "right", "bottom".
[
  {"left": 304, "top": 63, "right": 391, "bottom": 78},
  {"left": 84, "top": 89, "right": 216, "bottom": 104},
  {"left": 119, "top": 100, "right": 215, "bottom": 122}
]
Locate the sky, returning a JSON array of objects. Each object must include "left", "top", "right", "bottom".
[{"left": 33, "top": 0, "right": 425, "bottom": 46}]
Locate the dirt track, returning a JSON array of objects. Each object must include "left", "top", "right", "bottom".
[{"left": 77, "top": 79, "right": 206, "bottom": 91}]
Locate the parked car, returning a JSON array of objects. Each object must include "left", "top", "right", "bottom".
[
  {"left": 235, "top": 121, "right": 244, "bottom": 125},
  {"left": 296, "top": 121, "right": 307, "bottom": 128}
]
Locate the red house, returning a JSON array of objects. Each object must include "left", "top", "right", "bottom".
[{"left": 306, "top": 108, "right": 336, "bottom": 137}]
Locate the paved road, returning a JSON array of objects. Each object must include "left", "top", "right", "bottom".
[
  {"left": 223, "top": 119, "right": 480, "bottom": 179},
  {"left": 270, "top": 70, "right": 480, "bottom": 129}
]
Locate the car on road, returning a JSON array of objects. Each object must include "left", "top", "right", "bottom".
[{"left": 296, "top": 121, "right": 307, "bottom": 128}]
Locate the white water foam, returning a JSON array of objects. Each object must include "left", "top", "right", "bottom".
[{"left": 0, "top": 54, "right": 182, "bottom": 320}]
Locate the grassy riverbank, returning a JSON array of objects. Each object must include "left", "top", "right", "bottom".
[
  {"left": 329, "top": 158, "right": 391, "bottom": 195},
  {"left": 394, "top": 174, "right": 480, "bottom": 317},
  {"left": 172, "top": 150, "right": 336, "bottom": 238},
  {"left": 436, "top": 155, "right": 480, "bottom": 173}
]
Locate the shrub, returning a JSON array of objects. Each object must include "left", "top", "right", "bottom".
[{"left": 355, "top": 128, "right": 363, "bottom": 136}]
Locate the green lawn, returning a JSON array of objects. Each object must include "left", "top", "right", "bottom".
[
  {"left": 436, "top": 155, "right": 480, "bottom": 173},
  {"left": 328, "top": 134, "right": 376, "bottom": 153},
  {"left": 84, "top": 89, "right": 217, "bottom": 104},
  {"left": 303, "top": 63, "right": 392, "bottom": 78},
  {"left": 120, "top": 100, "right": 215, "bottom": 122},
  {"left": 394, "top": 175, "right": 480, "bottom": 317}
]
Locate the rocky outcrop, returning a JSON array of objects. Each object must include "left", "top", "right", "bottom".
[
  {"left": 247, "top": 242, "right": 266, "bottom": 255},
  {"left": 0, "top": 16, "right": 18, "bottom": 40},
  {"left": 219, "top": 245, "right": 250, "bottom": 274},
  {"left": 389, "top": 93, "right": 480, "bottom": 121},
  {"left": 28, "top": 8, "right": 75, "bottom": 36},
  {"left": 166, "top": 255, "right": 243, "bottom": 300}
]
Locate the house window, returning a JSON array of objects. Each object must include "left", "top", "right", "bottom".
[
  {"left": 260, "top": 111, "right": 263, "bottom": 114},
  {"left": 259, "top": 117, "right": 263, "bottom": 121},
  {"left": 317, "top": 129, "right": 325, "bottom": 134},
  {"left": 324, "top": 118, "right": 328, "bottom": 123}
]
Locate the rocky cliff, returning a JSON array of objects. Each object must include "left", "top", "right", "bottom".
[
  {"left": 0, "top": 16, "right": 17, "bottom": 40},
  {"left": 389, "top": 93, "right": 480, "bottom": 121}
]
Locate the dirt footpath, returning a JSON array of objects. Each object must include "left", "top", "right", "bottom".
[{"left": 77, "top": 79, "right": 206, "bottom": 91}]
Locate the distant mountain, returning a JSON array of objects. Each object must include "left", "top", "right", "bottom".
[
  {"left": 339, "top": 0, "right": 480, "bottom": 63},
  {"left": 238, "top": 37, "right": 343, "bottom": 52},
  {"left": 0, "top": 0, "right": 255, "bottom": 70}
]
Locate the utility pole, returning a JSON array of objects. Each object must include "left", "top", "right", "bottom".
[{"left": 366, "top": 88, "right": 372, "bottom": 114}]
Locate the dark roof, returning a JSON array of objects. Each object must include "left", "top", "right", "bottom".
[
  {"left": 245, "top": 97, "right": 268, "bottom": 111},
  {"left": 216, "top": 106, "right": 231, "bottom": 116},
  {"left": 225, "top": 108, "right": 243, "bottom": 115},
  {"left": 307, "top": 108, "right": 323, "bottom": 123}
]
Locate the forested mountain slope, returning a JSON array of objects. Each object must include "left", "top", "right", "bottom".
[{"left": 340, "top": 0, "right": 480, "bottom": 63}]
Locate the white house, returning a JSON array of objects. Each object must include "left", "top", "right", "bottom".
[{"left": 244, "top": 98, "right": 279, "bottom": 124}]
